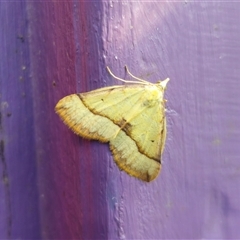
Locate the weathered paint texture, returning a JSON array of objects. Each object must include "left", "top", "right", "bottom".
[{"left": 1, "top": 1, "right": 240, "bottom": 239}]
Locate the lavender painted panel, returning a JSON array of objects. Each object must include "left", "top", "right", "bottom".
[{"left": 103, "top": 2, "right": 240, "bottom": 239}]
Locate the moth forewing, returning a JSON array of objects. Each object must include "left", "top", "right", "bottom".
[{"left": 55, "top": 67, "right": 169, "bottom": 182}]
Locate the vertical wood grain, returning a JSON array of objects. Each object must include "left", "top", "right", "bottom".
[{"left": 1, "top": 1, "right": 240, "bottom": 239}]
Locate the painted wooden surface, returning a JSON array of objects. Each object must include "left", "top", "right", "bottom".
[{"left": 1, "top": 1, "right": 240, "bottom": 239}]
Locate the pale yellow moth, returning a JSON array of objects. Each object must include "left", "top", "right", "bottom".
[{"left": 55, "top": 67, "right": 169, "bottom": 182}]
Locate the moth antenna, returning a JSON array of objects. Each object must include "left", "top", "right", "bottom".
[
  {"left": 124, "top": 66, "right": 150, "bottom": 84},
  {"left": 106, "top": 66, "right": 149, "bottom": 85}
]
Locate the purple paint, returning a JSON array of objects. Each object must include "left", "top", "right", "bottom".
[
  {"left": 0, "top": 2, "right": 40, "bottom": 239},
  {"left": 1, "top": 1, "right": 240, "bottom": 239}
]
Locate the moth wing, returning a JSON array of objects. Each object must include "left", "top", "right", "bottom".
[
  {"left": 81, "top": 85, "right": 166, "bottom": 160},
  {"left": 55, "top": 93, "right": 119, "bottom": 142},
  {"left": 55, "top": 84, "right": 166, "bottom": 182}
]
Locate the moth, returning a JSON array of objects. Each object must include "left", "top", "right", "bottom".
[{"left": 55, "top": 66, "right": 169, "bottom": 182}]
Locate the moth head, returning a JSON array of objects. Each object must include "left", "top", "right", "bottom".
[
  {"left": 158, "top": 78, "right": 170, "bottom": 91},
  {"left": 148, "top": 78, "right": 169, "bottom": 103}
]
